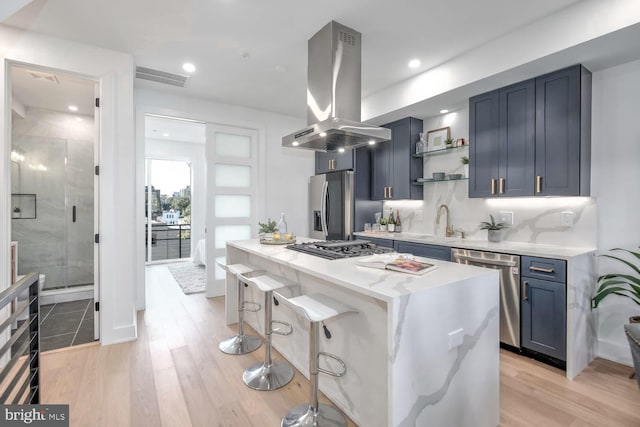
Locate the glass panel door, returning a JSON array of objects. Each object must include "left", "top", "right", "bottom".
[
  {"left": 145, "top": 159, "right": 192, "bottom": 262},
  {"left": 206, "top": 124, "right": 258, "bottom": 296}
]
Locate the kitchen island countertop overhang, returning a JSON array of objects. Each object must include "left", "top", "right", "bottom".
[{"left": 225, "top": 238, "right": 500, "bottom": 427}]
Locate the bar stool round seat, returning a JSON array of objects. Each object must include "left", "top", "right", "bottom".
[
  {"left": 238, "top": 272, "right": 296, "bottom": 391},
  {"left": 217, "top": 262, "right": 263, "bottom": 355},
  {"left": 275, "top": 292, "right": 357, "bottom": 427}
]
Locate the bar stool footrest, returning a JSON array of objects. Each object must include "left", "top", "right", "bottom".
[
  {"left": 317, "top": 352, "right": 347, "bottom": 377},
  {"left": 271, "top": 320, "right": 293, "bottom": 336},
  {"left": 242, "top": 301, "right": 261, "bottom": 312}
]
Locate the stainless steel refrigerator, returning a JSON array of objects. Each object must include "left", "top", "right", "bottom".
[{"left": 309, "top": 163, "right": 381, "bottom": 240}]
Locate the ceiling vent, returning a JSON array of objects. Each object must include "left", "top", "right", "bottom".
[
  {"left": 135, "top": 66, "right": 190, "bottom": 88},
  {"left": 28, "top": 71, "right": 59, "bottom": 84}
]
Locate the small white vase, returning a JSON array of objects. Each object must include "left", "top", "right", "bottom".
[
  {"left": 464, "top": 164, "right": 469, "bottom": 178},
  {"left": 488, "top": 229, "right": 503, "bottom": 243}
]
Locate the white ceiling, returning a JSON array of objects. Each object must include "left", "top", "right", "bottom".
[
  {"left": 4, "top": 0, "right": 583, "bottom": 118},
  {"left": 11, "top": 65, "right": 95, "bottom": 116}
]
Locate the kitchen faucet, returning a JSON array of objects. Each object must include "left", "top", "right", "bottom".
[{"left": 436, "top": 204, "right": 454, "bottom": 237}]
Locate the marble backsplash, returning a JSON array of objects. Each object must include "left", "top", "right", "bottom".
[{"left": 11, "top": 108, "right": 95, "bottom": 289}]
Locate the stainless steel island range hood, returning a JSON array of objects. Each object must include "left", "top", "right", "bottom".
[{"left": 282, "top": 21, "right": 391, "bottom": 151}]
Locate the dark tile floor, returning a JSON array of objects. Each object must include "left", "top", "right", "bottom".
[{"left": 12, "top": 298, "right": 95, "bottom": 354}]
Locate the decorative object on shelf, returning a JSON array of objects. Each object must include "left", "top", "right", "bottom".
[
  {"left": 591, "top": 246, "right": 640, "bottom": 383},
  {"left": 456, "top": 138, "right": 466, "bottom": 147},
  {"left": 415, "top": 138, "right": 426, "bottom": 154},
  {"left": 479, "top": 214, "right": 508, "bottom": 242},
  {"left": 432, "top": 172, "right": 445, "bottom": 181},
  {"left": 426, "top": 126, "right": 451, "bottom": 152},
  {"left": 447, "top": 174, "right": 463, "bottom": 180},
  {"left": 461, "top": 155, "right": 469, "bottom": 177},
  {"left": 11, "top": 194, "right": 36, "bottom": 219},
  {"left": 444, "top": 138, "right": 454, "bottom": 149},
  {"left": 258, "top": 218, "right": 277, "bottom": 240}
]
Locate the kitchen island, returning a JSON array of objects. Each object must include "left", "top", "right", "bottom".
[{"left": 225, "top": 238, "right": 500, "bottom": 427}]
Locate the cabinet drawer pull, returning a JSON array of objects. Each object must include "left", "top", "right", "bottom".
[
  {"left": 522, "top": 281, "right": 528, "bottom": 301},
  {"left": 491, "top": 179, "right": 496, "bottom": 195},
  {"left": 529, "top": 266, "right": 554, "bottom": 273},
  {"left": 536, "top": 175, "right": 542, "bottom": 193},
  {"left": 499, "top": 178, "right": 505, "bottom": 194}
]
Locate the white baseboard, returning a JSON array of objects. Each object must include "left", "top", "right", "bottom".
[
  {"left": 597, "top": 338, "right": 633, "bottom": 367},
  {"left": 40, "top": 285, "right": 94, "bottom": 305},
  {"left": 101, "top": 323, "right": 137, "bottom": 345}
]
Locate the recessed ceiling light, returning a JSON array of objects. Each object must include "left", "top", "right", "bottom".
[
  {"left": 368, "top": 140, "right": 376, "bottom": 146},
  {"left": 68, "top": 105, "right": 78, "bottom": 112},
  {"left": 163, "top": 133, "right": 169, "bottom": 137},
  {"left": 408, "top": 59, "right": 421, "bottom": 69},
  {"left": 182, "top": 62, "right": 196, "bottom": 73},
  {"left": 338, "top": 148, "right": 345, "bottom": 153},
  {"left": 292, "top": 141, "right": 299, "bottom": 146},
  {"left": 440, "top": 109, "right": 449, "bottom": 114},
  {"left": 319, "top": 132, "right": 327, "bottom": 137}
]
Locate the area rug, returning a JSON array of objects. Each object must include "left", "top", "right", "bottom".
[{"left": 167, "top": 262, "right": 206, "bottom": 294}]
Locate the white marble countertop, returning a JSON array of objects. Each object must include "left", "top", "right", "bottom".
[
  {"left": 354, "top": 231, "right": 595, "bottom": 259},
  {"left": 227, "top": 238, "right": 497, "bottom": 303}
]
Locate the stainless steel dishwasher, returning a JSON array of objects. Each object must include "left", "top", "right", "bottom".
[{"left": 451, "top": 248, "right": 521, "bottom": 349}]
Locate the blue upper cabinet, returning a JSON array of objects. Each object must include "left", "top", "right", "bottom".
[
  {"left": 469, "top": 65, "right": 591, "bottom": 198},
  {"left": 469, "top": 90, "right": 500, "bottom": 197},
  {"left": 535, "top": 65, "right": 591, "bottom": 196},
  {"left": 370, "top": 117, "right": 423, "bottom": 200},
  {"left": 499, "top": 79, "right": 536, "bottom": 197},
  {"left": 315, "top": 149, "right": 354, "bottom": 174}
]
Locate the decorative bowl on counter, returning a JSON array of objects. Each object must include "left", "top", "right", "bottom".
[{"left": 260, "top": 233, "right": 296, "bottom": 245}]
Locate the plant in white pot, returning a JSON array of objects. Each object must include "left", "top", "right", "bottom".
[
  {"left": 479, "top": 215, "right": 508, "bottom": 242},
  {"left": 460, "top": 156, "right": 469, "bottom": 178},
  {"left": 258, "top": 219, "right": 277, "bottom": 240},
  {"left": 591, "top": 246, "right": 640, "bottom": 386}
]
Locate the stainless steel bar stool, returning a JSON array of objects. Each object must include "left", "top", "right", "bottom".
[
  {"left": 274, "top": 292, "right": 357, "bottom": 427},
  {"left": 217, "top": 262, "right": 263, "bottom": 355},
  {"left": 237, "top": 272, "right": 296, "bottom": 391}
]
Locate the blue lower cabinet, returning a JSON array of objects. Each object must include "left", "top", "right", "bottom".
[
  {"left": 521, "top": 277, "right": 566, "bottom": 361},
  {"left": 393, "top": 241, "right": 451, "bottom": 261},
  {"left": 361, "top": 237, "right": 394, "bottom": 249}
]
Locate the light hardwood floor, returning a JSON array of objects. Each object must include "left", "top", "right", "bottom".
[{"left": 40, "top": 264, "right": 640, "bottom": 427}]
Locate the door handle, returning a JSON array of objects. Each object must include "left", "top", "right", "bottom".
[
  {"left": 384, "top": 186, "right": 388, "bottom": 198},
  {"left": 499, "top": 178, "right": 505, "bottom": 194},
  {"left": 389, "top": 186, "right": 393, "bottom": 199},
  {"left": 320, "top": 181, "right": 328, "bottom": 238},
  {"left": 452, "top": 253, "right": 517, "bottom": 267},
  {"left": 522, "top": 281, "right": 529, "bottom": 301},
  {"left": 72, "top": 205, "right": 77, "bottom": 223},
  {"left": 529, "top": 266, "right": 554, "bottom": 273},
  {"left": 536, "top": 175, "right": 542, "bottom": 193},
  {"left": 491, "top": 179, "right": 496, "bottom": 195}
]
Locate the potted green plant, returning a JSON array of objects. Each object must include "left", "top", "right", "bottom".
[
  {"left": 445, "top": 138, "right": 454, "bottom": 149},
  {"left": 258, "top": 219, "right": 277, "bottom": 240},
  {"left": 592, "top": 247, "right": 640, "bottom": 323},
  {"left": 592, "top": 246, "right": 640, "bottom": 384},
  {"left": 479, "top": 215, "right": 508, "bottom": 242},
  {"left": 460, "top": 156, "right": 469, "bottom": 178}
]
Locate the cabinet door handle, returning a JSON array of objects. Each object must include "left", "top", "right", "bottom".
[
  {"left": 491, "top": 179, "right": 496, "bottom": 195},
  {"left": 389, "top": 187, "right": 393, "bottom": 199},
  {"left": 536, "top": 175, "right": 542, "bottom": 193},
  {"left": 529, "top": 266, "right": 554, "bottom": 273},
  {"left": 383, "top": 187, "right": 388, "bottom": 198},
  {"left": 499, "top": 178, "right": 505, "bottom": 194},
  {"left": 522, "top": 281, "right": 529, "bottom": 301}
]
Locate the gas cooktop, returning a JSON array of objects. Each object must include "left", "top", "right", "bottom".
[{"left": 286, "top": 240, "right": 394, "bottom": 260}]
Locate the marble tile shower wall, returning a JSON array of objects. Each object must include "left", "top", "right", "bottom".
[{"left": 11, "top": 108, "right": 95, "bottom": 289}]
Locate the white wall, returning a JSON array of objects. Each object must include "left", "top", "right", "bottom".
[
  {"left": 145, "top": 138, "right": 206, "bottom": 255},
  {"left": 135, "top": 88, "right": 311, "bottom": 309},
  {"left": 591, "top": 59, "right": 640, "bottom": 365},
  {"left": 0, "top": 25, "right": 137, "bottom": 345}
]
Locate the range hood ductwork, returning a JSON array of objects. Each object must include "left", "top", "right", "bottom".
[{"left": 283, "top": 21, "right": 391, "bottom": 151}]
